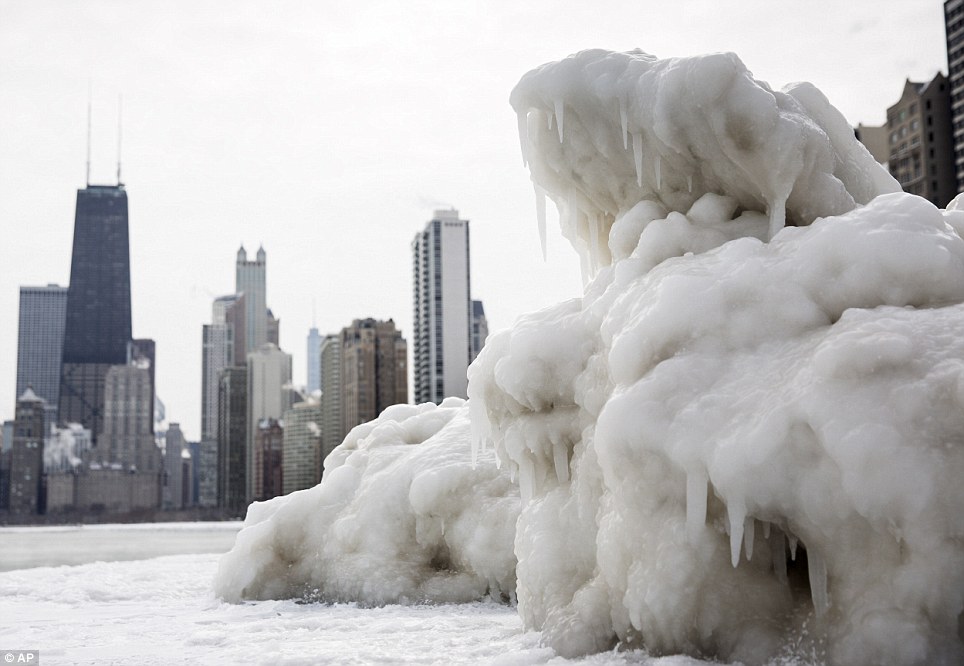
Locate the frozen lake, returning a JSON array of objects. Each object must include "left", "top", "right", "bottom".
[{"left": 0, "top": 523, "right": 768, "bottom": 665}]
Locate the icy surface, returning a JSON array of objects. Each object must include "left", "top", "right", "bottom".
[
  {"left": 215, "top": 399, "right": 519, "bottom": 605},
  {"left": 463, "top": 49, "right": 964, "bottom": 665}
]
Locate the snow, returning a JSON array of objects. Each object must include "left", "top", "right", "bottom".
[
  {"left": 215, "top": 399, "right": 519, "bottom": 606},
  {"left": 214, "top": 49, "right": 963, "bottom": 665},
  {"left": 0, "top": 525, "right": 724, "bottom": 665}
]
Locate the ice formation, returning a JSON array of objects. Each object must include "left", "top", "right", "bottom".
[
  {"left": 214, "top": 399, "right": 518, "bottom": 605},
  {"left": 465, "top": 49, "right": 964, "bottom": 664},
  {"left": 218, "top": 48, "right": 964, "bottom": 665}
]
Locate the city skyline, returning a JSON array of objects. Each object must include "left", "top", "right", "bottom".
[{"left": 0, "top": 1, "right": 949, "bottom": 441}]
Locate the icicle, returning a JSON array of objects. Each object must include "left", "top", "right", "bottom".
[
  {"left": 440, "top": 518, "right": 446, "bottom": 536},
  {"left": 655, "top": 154, "right": 662, "bottom": 191},
  {"left": 789, "top": 535, "right": 798, "bottom": 561},
  {"left": 589, "top": 213, "right": 600, "bottom": 276},
  {"left": 547, "top": 109, "right": 554, "bottom": 130},
  {"left": 687, "top": 174, "right": 693, "bottom": 193},
  {"left": 767, "top": 197, "right": 787, "bottom": 240},
  {"left": 534, "top": 184, "right": 547, "bottom": 261},
  {"left": 632, "top": 133, "right": 643, "bottom": 187},
  {"left": 519, "top": 455, "right": 535, "bottom": 505},
  {"left": 619, "top": 100, "right": 629, "bottom": 150},
  {"left": 552, "top": 441, "right": 569, "bottom": 483},
  {"left": 685, "top": 471, "right": 708, "bottom": 542},
  {"left": 517, "top": 111, "right": 529, "bottom": 167},
  {"left": 728, "top": 504, "right": 746, "bottom": 567},
  {"left": 554, "top": 99, "right": 565, "bottom": 143},
  {"left": 762, "top": 521, "right": 771, "bottom": 539},
  {"left": 771, "top": 530, "right": 788, "bottom": 585},
  {"left": 808, "top": 549, "right": 830, "bottom": 617},
  {"left": 744, "top": 517, "right": 755, "bottom": 561}
]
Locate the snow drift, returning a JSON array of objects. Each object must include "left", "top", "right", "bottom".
[
  {"left": 466, "top": 49, "right": 963, "bottom": 665},
  {"left": 214, "top": 399, "right": 518, "bottom": 605},
  {"left": 218, "top": 48, "right": 963, "bottom": 665}
]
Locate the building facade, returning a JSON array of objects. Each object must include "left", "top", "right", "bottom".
[
  {"left": 307, "top": 326, "right": 321, "bottom": 394},
  {"left": 341, "top": 319, "right": 408, "bottom": 431},
  {"left": 320, "top": 334, "right": 344, "bottom": 456},
  {"left": 470, "top": 300, "right": 488, "bottom": 364},
  {"left": 58, "top": 184, "right": 132, "bottom": 445},
  {"left": 235, "top": 246, "right": 267, "bottom": 355},
  {"left": 16, "top": 285, "right": 68, "bottom": 428},
  {"left": 884, "top": 75, "right": 956, "bottom": 207},
  {"left": 946, "top": 0, "right": 964, "bottom": 193},
  {"left": 8, "top": 389, "right": 47, "bottom": 515},
  {"left": 163, "top": 423, "right": 186, "bottom": 510},
  {"left": 218, "top": 365, "right": 248, "bottom": 514},
  {"left": 282, "top": 400, "right": 323, "bottom": 494},
  {"left": 412, "top": 209, "right": 473, "bottom": 404},
  {"left": 253, "top": 418, "right": 284, "bottom": 501},
  {"left": 245, "top": 343, "right": 292, "bottom": 504}
]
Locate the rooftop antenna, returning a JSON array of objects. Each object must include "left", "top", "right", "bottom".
[
  {"left": 116, "top": 94, "right": 123, "bottom": 186},
  {"left": 312, "top": 299, "right": 317, "bottom": 328},
  {"left": 86, "top": 80, "right": 92, "bottom": 186}
]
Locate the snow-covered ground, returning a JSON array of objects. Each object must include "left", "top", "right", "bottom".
[{"left": 0, "top": 524, "right": 733, "bottom": 665}]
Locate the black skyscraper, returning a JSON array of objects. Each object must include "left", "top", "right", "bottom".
[{"left": 58, "top": 184, "right": 132, "bottom": 444}]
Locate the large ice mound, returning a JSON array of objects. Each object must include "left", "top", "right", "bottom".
[
  {"left": 214, "top": 399, "right": 518, "bottom": 605},
  {"left": 466, "top": 49, "right": 963, "bottom": 664}
]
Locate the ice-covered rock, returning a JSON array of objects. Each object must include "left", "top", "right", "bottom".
[
  {"left": 214, "top": 399, "right": 518, "bottom": 605},
  {"left": 468, "top": 50, "right": 963, "bottom": 665}
]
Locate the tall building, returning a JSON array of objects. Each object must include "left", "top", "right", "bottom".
[
  {"left": 98, "top": 363, "right": 160, "bottom": 474},
  {"left": 163, "top": 423, "right": 185, "bottom": 510},
  {"left": 246, "top": 343, "right": 292, "bottom": 504},
  {"left": 882, "top": 75, "right": 956, "bottom": 207},
  {"left": 58, "top": 184, "right": 132, "bottom": 445},
  {"left": 946, "top": 0, "right": 964, "bottom": 193},
  {"left": 307, "top": 326, "right": 321, "bottom": 394},
  {"left": 282, "top": 400, "right": 323, "bottom": 494},
  {"left": 253, "top": 418, "right": 284, "bottom": 501},
  {"left": 235, "top": 245, "right": 267, "bottom": 354},
  {"left": 8, "top": 389, "right": 47, "bottom": 515},
  {"left": 341, "top": 318, "right": 408, "bottom": 431},
  {"left": 320, "top": 334, "right": 343, "bottom": 457},
  {"left": 411, "top": 209, "right": 473, "bottom": 404},
  {"left": 470, "top": 300, "right": 489, "bottom": 364},
  {"left": 16, "top": 285, "right": 68, "bottom": 428},
  {"left": 218, "top": 365, "right": 247, "bottom": 513}
]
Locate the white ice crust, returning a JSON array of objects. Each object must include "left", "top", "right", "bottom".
[
  {"left": 465, "top": 49, "right": 962, "bottom": 665},
  {"left": 214, "top": 399, "right": 518, "bottom": 605},
  {"left": 218, "top": 49, "right": 963, "bottom": 665}
]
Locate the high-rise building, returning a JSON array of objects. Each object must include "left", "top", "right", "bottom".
[
  {"left": 163, "top": 423, "right": 185, "bottom": 510},
  {"left": 470, "top": 300, "right": 489, "bottom": 364},
  {"left": 235, "top": 245, "right": 267, "bottom": 355},
  {"left": 253, "top": 418, "right": 284, "bottom": 501},
  {"left": 282, "top": 400, "right": 323, "bottom": 494},
  {"left": 8, "top": 388, "right": 46, "bottom": 515},
  {"left": 884, "top": 75, "right": 956, "bottom": 207},
  {"left": 320, "top": 334, "right": 343, "bottom": 456},
  {"left": 307, "top": 326, "right": 322, "bottom": 394},
  {"left": 246, "top": 343, "right": 292, "bottom": 504},
  {"left": 218, "top": 365, "right": 247, "bottom": 513},
  {"left": 98, "top": 363, "right": 160, "bottom": 474},
  {"left": 946, "top": 0, "right": 964, "bottom": 193},
  {"left": 16, "top": 285, "right": 68, "bottom": 428},
  {"left": 412, "top": 209, "right": 473, "bottom": 404},
  {"left": 341, "top": 318, "right": 408, "bottom": 431},
  {"left": 58, "top": 184, "right": 132, "bottom": 445}
]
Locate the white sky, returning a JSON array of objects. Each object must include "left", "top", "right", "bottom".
[{"left": 0, "top": 0, "right": 948, "bottom": 440}]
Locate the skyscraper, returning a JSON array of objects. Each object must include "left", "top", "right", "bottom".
[
  {"left": 307, "top": 326, "right": 321, "bottom": 394},
  {"left": 282, "top": 400, "right": 323, "bottom": 494},
  {"left": 58, "top": 184, "right": 132, "bottom": 445},
  {"left": 9, "top": 388, "right": 47, "bottom": 515},
  {"left": 946, "top": 0, "right": 964, "bottom": 193},
  {"left": 218, "top": 365, "right": 247, "bottom": 513},
  {"left": 320, "top": 334, "right": 343, "bottom": 456},
  {"left": 235, "top": 246, "right": 267, "bottom": 354},
  {"left": 341, "top": 318, "right": 408, "bottom": 431},
  {"left": 470, "top": 300, "right": 489, "bottom": 364},
  {"left": 246, "top": 343, "right": 292, "bottom": 503},
  {"left": 412, "top": 209, "right": 473, "bottom": 404},
  {"left": 16, "top": 285, "right": 68, "bottom": 428}
]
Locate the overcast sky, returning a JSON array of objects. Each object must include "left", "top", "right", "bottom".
[{"left": 0, "top": 1, "right": 948, "bottom": 440}]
